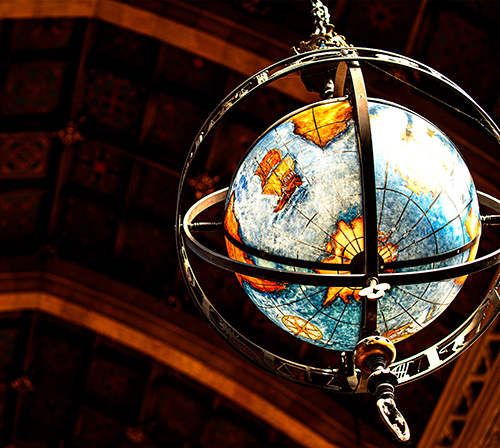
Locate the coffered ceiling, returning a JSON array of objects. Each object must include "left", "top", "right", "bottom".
[{"left": 0, "top": 1, "right": 497, "bottom": 447}]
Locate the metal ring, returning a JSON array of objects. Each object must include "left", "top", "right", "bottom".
[
  {"left": 176, "top": 47, "right": 500, "bottom": 393},
  {"left": 178, "top": 191, "right": 500, "bottom": 392},
  {"left": 182, "top": 189, "right": 500, "bottom": 286}
]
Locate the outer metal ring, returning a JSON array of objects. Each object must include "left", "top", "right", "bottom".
[
  {"left": 176, "top": 48, "right": 500, "bottom": 393},
  {"left": 178, "top": 190, "right": 500, "bottom": 392}
]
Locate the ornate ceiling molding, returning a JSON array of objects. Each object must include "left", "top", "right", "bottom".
[
  {"left": 0, "top": 263, "right": 383, "bottom": 448},
  {"left": 0, "top": 0, "right": 314, "bottom": 103}
]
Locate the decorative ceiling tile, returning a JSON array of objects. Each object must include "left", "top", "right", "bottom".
[
  {"left": 16, "top": 391, "right": 76, "bottom": 440},
  {"left": 93, "top": 21, "right": 159, "bottom": 70},
  {"left": 154, "top": 383, "right": 210, "bottom": 443},
  {"left": 187, "top": 172, "right": 221, "bottom": 201},
  {"left": 162, "top": 45, "right": 228, "bottom": 98},
  {"left": 60, "top": 196, "right": 117, "bottom": 256},
  {"left": 149, "top": 93, "right": 208, "bottom": 158},
  {"left": 83, "top": 68, "right": 147, "bottom": 134},
  {"left": 340, "top": 0, "right": 419, "bottom": 54},
  {"left": 11, "top": 19, "right": 76, "bottom": 50},
  {"left": 4, "top": 62, "right": 67, "bottom": 115},
  {"left": 87, "top": 354, "right": 148, "bottom": 417},
  {"left": 73, "top": 408, "right": 125, "bottom": 448},
  {"left": 134, "top": 166, "right": 178, "bottom": 219},
  {"left": 207, "top": 119, "right": 259, "bottom": 177},
  {"left": 0, "top": 190, "right": 44, "bottom": 236},
  {"left": 0, "top": 132, "right": 52, "bottom": 180},
  {"left": 492, "top": 92, "right": 499, "bottom": 122},
  {"left": 457, "top": 0, "right": 499, "bottom": 17},
  {"left": 120, "top": 217, "right": 174, "bottom": 277},
  {"left": 31, "top": 332, "right": 88, "bottom": 398},
  {"left": 0, "top": 328, "right": 22, "bottom": 376},
  {"left": 0, "top": 383, "right": 5, "bottom": 428},
  {"left": 70, "top": 140, "right": 132, "bottom": 197},
  {"left": 423, "top": 11, "right": 497, "bottom": 106},
  {"left": 203, "top": 411, "right": 263, "bottom": 447},
  {"left": 192, "top": 257, "right": 247, "bottom": 319},
  {"left": 236, "top": 0, "right": 270, "bottom": 17},
  {"left": 237, "top": 84, "right": 302, "bottom": 125}
]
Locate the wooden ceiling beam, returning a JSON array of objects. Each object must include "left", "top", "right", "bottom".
[
  {"left": 70, "top": 20, "right": 97, "bottom": 120},
  {"left": 138, "top": 43, "right": 168, "bottom": 148},
  {"left": 0, "top": 0, "right": 315, "bottom": 104},
  {"left": 112, "top": 41, "right": 172, "bottom": 265},
  {"left": 404, "top": 0, "right": 429, "bottom": 56},
  {"left": 46, "top": 20, "right": 96, "bottom": 243},
  {"left": 111, "top": 160, "right": 141, "bottom": 263},
  {"left": 46, "top": 144, "right": 73, "bottom": 242},
  {"left": 0, "top": 265, "right": 389, "bottom": 448},
  {"left": 8, "top": 312, "right": 38, "bottom": 442}
]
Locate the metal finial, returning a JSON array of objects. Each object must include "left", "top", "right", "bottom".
[
  {"left": 311, "top": 0, "right": 333, "bottom": 34},
  {"left": 291, "top": 1, "right": 350, "bottom": 55},
  {"left": 310, "top": 0, "right": 332, "bottom": 35}
]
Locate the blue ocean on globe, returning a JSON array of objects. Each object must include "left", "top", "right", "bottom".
[{"left": 224, "top": 99, "right": 481, "bottom": 351}]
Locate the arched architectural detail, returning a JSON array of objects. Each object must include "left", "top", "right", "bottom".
[
  {"left": 0, "top": 0, "right": 313, "bottom": 103},
  {"left": 0, "top": 267, "right": 379, "bottom": 448}
]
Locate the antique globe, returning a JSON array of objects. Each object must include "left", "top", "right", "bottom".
[
  {"left": 176, "top": 0, "right": 500, "bottom": 442},
  {"left": 224, "top": 98, "right": 481, "bottom": 352}
]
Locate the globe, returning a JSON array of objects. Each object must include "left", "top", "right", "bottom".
[{"left": 223, "top": 99, "right": 481, "bottom": 352}]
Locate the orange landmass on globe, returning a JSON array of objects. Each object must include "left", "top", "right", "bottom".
[
  {"left": 317, "top": 216, "right": 398, "bottom": 306},
  {"left": 224, "top": 192, "right": 287, "bottom": 292},
  {"left": 383, "top": 304, "right": 437, "bottom": 344},
  {"left": 290, "top": 101, "right": 352, "bottom": 149},
  {"left": 382, "top": 322, "right": 414, "bottom": 343},
  {"left": 254, "top": 149, "right": 302, "bottom": 213},
  {"left": 455, "top": 206, "right": 481, "bottom": 286}
]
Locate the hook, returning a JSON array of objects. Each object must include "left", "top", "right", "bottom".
[{"left": 377, "top": 395, "right": 411, "bottom": 442}]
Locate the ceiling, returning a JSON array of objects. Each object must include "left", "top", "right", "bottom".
[{"left": 0, "top": 1, "right": 498, "bottom": 447}]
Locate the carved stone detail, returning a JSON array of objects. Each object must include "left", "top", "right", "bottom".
[
  {"left": 10, "top": 375, "right": 35, "bottom": 393},
  {"left": 54, "top": 117, "right": 85, "bottom": 146}
]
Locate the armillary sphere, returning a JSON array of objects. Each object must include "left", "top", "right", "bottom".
[{"left": 176, "top": 0, "right": 500, "bottom": 442}]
